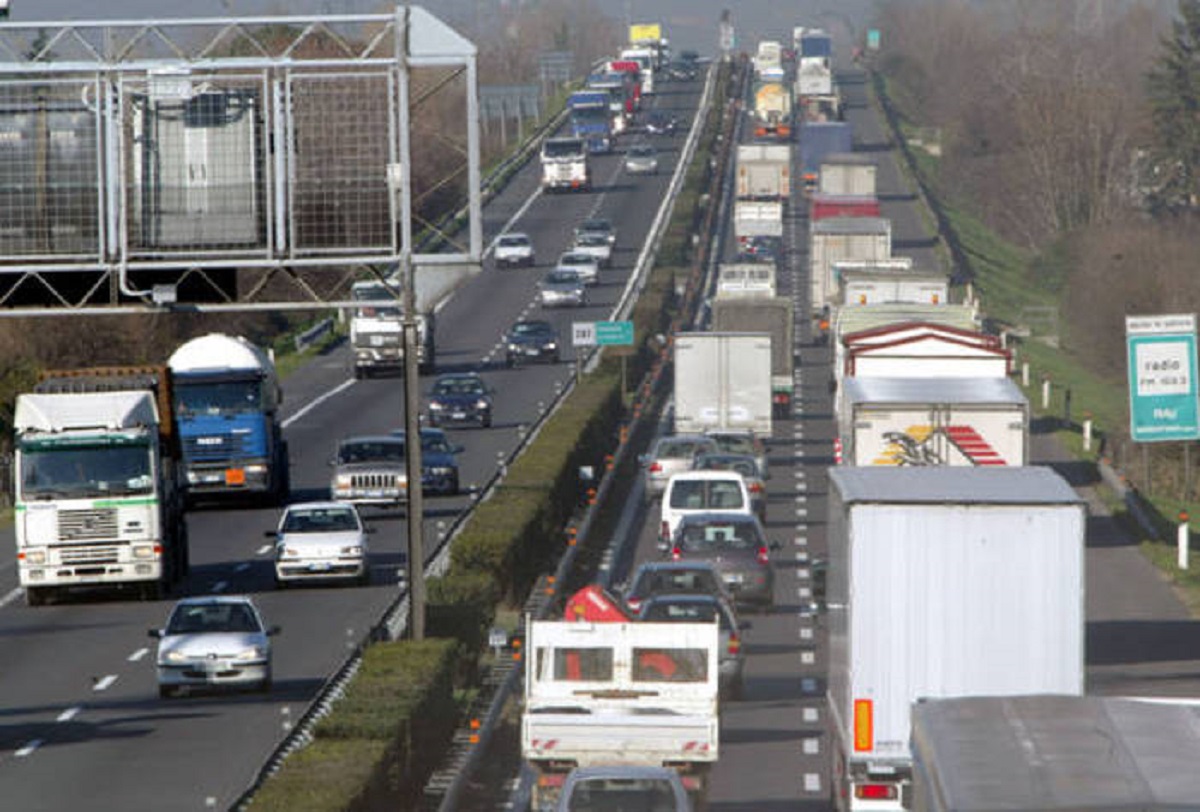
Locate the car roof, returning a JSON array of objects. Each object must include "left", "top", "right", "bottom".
[
  {"left": 171, "top": 594, "right": 257, "bottom": 608},
  {"left": 340, "top": 434, "right": 403, "bottom": 445},
  {"left": 676, "top": 510, "right": 760, "bottom": 525},
  {"left": 656, "top": 433, "right": 715, "bottom": 446},
  {"left": 560, "top": 251, "right": 596, "bottom": 261},
  {"left": 513, "top": 319, "right": 553, "bottom": 329},
  {"left": 436, "top": 372, "right": 483, "bottom": 382},
  {"left": 391, "top": 427, "right": 448, "bottom": 439},
  {"left": 284, "top": 500, "right": 359, "bottom": 512},
  {"left": 499, "top": 232, "right": 529, "bottom": 240},
  {"left": 635, "top": 560, "right": 721, "bottom": 574},
  {"left": 667, "top": 470, "right": 746, "bottom": 482}
]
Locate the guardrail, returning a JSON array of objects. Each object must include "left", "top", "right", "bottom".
[{"left": 291, "top": 317, "right": 334, "bottom": 352}]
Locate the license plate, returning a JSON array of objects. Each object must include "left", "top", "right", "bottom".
[
  {"left": 308, "top": 562, "right": 333, "bottom": 572},
  {"left": 365, "top": 489, "right": 386, "bottom": 498},
  {"left": 225, "top": 468, "right": 246, "bottom": 486},
  {"left": 452, "top": 412, "right": 467, "bottom": 420},
  {"left": 725, "top": 573, "right": 745, "bottom": 584}
]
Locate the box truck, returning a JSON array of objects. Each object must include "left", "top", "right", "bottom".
[
  {"left": 711, "top": 297, "right": 796, "bottom": 420},
  {"left": 837, "top": 376, "right": 1029, "bottom": 467},
  {"left": 819, "top": 153, "right": 877, "bottom": 196},
  {"left": 823, "top": 466, "right": 1086, "bottom": 811},
  {"left": 736, "top": 144, "right": 791, "bottom": 200},
  {"left": 673, "top": 332, "right": 772, "bottom": 437},
  {"left": 810, "top": 216, "right": 892, "bottom": 318}
]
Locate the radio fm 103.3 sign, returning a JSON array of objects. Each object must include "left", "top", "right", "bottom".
[{"left": 1126, "top": 314, "right": 1200, "bottom": 442}]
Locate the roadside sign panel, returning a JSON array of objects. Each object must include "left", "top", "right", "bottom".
[
  {"left": 867, "top": 29, "right": 881, "bottom": 51},
  {"left": 573, "top": 321, "right": 597, "bottom": 347},
  {"left": 1126, "top": 314, "right": 1200, "bottom": 442},
  {"left": 596, "top": 320, "right": 634, "bottom": 346}
]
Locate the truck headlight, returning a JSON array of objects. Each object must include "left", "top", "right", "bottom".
[
  {"left": 245, "top": 464, "right": 267, "bottom": 474},
  {"left": 428, "top": 466, "right": 453, "bottom": 476},
  {"left": 132, "top": 544, "right": 156, "bottom": 559},
  {"left": 429, "top": 402, "right": 445, "bottom": 410},
  {"left": 24, "top": 550, "right": 45, "bottom": 565}
]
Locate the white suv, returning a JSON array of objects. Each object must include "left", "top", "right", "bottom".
[
  {"left": 495, "top": 232, "right": 535, "bottom": 268},
  {"left": 658, "top": 470, "right": 753, "bottom": 545}
]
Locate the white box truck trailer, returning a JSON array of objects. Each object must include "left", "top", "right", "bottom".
[
  {"left": 837, "top": 376, "right": 1029, "bottom": 467},
  {"left": 673, "top": 332, "right": 772, "bottom": 437},
  {"left": 823, "top": 466, "right": 1086, "bottom": 811},
  {"left": 810, "top": 217, "right": 891, "bottom": 319}
]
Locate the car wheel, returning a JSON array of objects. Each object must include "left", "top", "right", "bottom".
[
  {"left": 552, "top": 351, "right": 561, "bottom": 364},
  {"left": 25, "top": 587, "right": 48, "bottom": 607},
  {"left": 482, "top": 415, "right": 492, "bottom": 429},
  {"left": 506, "top": 355, "right": 517, "bottom": 369},
  {"left": 358, "top": 567, "right": 371, "bottom": 587},
  {"left": 258, "top": 677, "right": 273, "bottom": 694},
  {"left": 448, "top": 474, "right": 460, "bottom": 496},
  {"left": 159, "top": 684, "right": 176, "bottom": 700}
]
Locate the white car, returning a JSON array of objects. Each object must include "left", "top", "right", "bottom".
[
  {"left": 571, "top": 233, "right": 613, "bottom": 268},
  {"left": 494, "top": 232, "right": 535, "bottom": 268},
  {"left": 271, "top": 501, "right": 371, "bottom": 587},
  {"left": 149, "top": 595, "right": 278, "bottom": 698},
  {"left": 658, "top": 470, "right": 754, "bottom": 545},
  {"left": 574, "top": 217, "right": 616, "bottom": 246},
  {"left": 556, "top": 251, "right": 601, "bottom": 286},
  {"left": 539, "top": 268, "right": 588, "bottom": 307},
  {"left": 624, "top": 143, "right": 660, "bottom": 175}
]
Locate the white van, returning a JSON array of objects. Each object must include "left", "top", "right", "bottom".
[{"left": 659, "top": 470, "right": 753, "bottom": 544}]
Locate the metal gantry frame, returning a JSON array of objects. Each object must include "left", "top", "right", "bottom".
[{"left": 0, "top": 5, "right": 481, "bottom": 315}]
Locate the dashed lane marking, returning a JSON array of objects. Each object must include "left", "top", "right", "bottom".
[
  {"left": 57, "top": 707, "right": 81, "bottom": 723},
  {"left": 803, "top": 707, "right": 820, "bottom": 723},
  {"left": 800, "top": 626, "right": 814, "bottom": 640},
  {"left": 803, "top": 738, "right": 820, "bottom": 755},
  {"left": 14, "top": 740, "right": 43, "bottom": 758},
  {"left": 92, "top": 675, "right": 118, "bottom": 692},
  {"left": 128, "top": 648, "right": 149, "bottom": 663},
  {"left": 0, "top": 587, "right": 24, "bottom": 609},
  {"left": 280, "top": 378, "right": 356, "bottom": 430},
  {"left": 256, "top": 545, "right": 273, "bottom": 556},
  {"left": 804, "top": 774, "right": 822, "bottom": 793},
  {"left": 212, "top": 581, "right": 229, "bottom": 593},
  {"left": 796, "top": 507, "right": 808, "bottom": 518},
  {"left": 234, "top": 563, "right": 251, "bottom": 573}
]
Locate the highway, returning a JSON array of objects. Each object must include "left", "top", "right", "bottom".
[{"left": 0, "top": 74, "right": 706, "bottom": 811}]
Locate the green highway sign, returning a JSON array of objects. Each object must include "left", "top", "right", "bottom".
[
  {"left": 595, "top": 320, "right": 634, "bottom": 346},
  {"left": 1126, "top": 314, "right": 1200, "bottom": 442},
  {"left": 867, "top": 29, "right": 881, "bottom": 50}
]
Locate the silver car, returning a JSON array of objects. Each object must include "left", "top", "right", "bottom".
[
  {"left": 150, "top": 595, "right": 278, "bottom": 698},
  {"left": 271, "top": 501, "right": 370, "bottom": 587},
  {"left": 641, "top": 434, "right": 720, "bottom": 499},
  {"left": 624, "top": 143, "right": 660, "bottom": 175},
  {"left": 330, "top": 435, "right": 408, "bottom": 507},
  {"left": 539, "top": 268, "right": 588, "bottom": 308},
  {"left": 556, "top": 251, "right": 601, "bottom": 285},
  {"left": 705, "top": 428, "right": 769, "bottom": 479},
  {"left": 571, "top": 233, "right": 613, "bottom": 268},
  {"left": 556, "top": 765, "right": 691, "bottom": 812},
  {"left": 670, "top": 512, "right": 780, "bottom": 609}
]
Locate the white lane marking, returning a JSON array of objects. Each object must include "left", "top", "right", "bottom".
[
  {"left": 57, "top": 707, "right": 81, "bottom": 723},
  {"left": 796, "top": 507, "right": 808, "bottom": 518},
  {"left": 0, "top": 587, "right": 24, "bottom": 609},
  {"left": 257, "top": 545, "right": 273, "bottom": 556},
  {"left": 803, "top": 738, "right": 820, "bottom": 755},
  {"left": 234, "top": 563, "right": 251, "bottom": 573},
  {"left": 92, "top": 675, "right": 118, "bottom": 692},
  {"left": 128, "top": 648, "right": 149, "bottom": 663},
  {"left": 804, "top": 774, "right": 822, "bottom": 793},
  {"left": 803, "top": 707, "right": 820, "bottom": 723},
  {"left": 800, "top": 626, "right": 814, "bottom": 640},
  {"left": 794, "top": 469, "right": 806, "bottom": 478},
  {"left": 797, "top": 567, "right": 810, "bottom": 579},
  {"left": 212, "top": 581, "right": 229, "bottom": 593},
  {"left": 281, "top": 378, "right": 357, "bottom": 429},
  {"left": 795, "top": 536, "right": 807, "bottom": 546},
  {"left": 799, "top": 586, "right": 812, "bottom": 599},
  {"left": 802, "top": 677, "right": 819, "bottom": 694},
  {"left": 795, "top": 551, "right": 809, "bottom": 563},
  {"left": 15, "top": 740, "right": 43, "bottom": 757},
  {"left": 484, "top": 186, "right": 545, "bottom": 258}
]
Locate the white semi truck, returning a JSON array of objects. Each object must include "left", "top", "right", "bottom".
[
  {"left": 673, "top": 332, "right": 773, "bottom": 438},
  {"left": 522, "top": 617, "right": 720, "bottom": 811},
  {"left": 14, "top": 367, "right": 188, "bottom": 606},
  {"left": 837, "top": 376, "right": 1029, "bottom": 467},
  {"left": 735, "top": 144, "right": 792, "bottom": 200},
  {"left": 350, "top": 279, "right": 435, "bottom": 378},
  {"left": 540, "top": 136, "right": 591, "bottom": 192},
  {"left": 823, "top": 466, "right": 1086, "bottom": 811}
]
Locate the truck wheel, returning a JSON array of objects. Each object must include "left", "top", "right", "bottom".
[{"left": 25, "top": 587, "right": 47, "bottom": 607}]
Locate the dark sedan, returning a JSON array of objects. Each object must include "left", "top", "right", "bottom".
[
  {"left": 391, "top": 427, "right": 463, "bottom": 495},
  {"left": 644, "top": 110, "right": 678, "bottom": 136},
  {"left": 427, "top": 372, "right": 493, "bottom": 428},
  {"left": 505, "top": 319, "right": 561, "bottom": 366},
  {"left": 670, "top": 512, "right": 780, "bottom": 609}
]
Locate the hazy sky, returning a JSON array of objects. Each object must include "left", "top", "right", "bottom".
[{"left": 8, "top": 1, "right": 877, "bottom": 57}]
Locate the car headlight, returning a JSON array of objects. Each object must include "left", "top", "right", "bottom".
[
  {"left": 507, "top": 343, "right": 520, "bottom": 352},
  {"left": 280, "top": 546, "right": 299, "bottom": 559},
  {"left": 545, "top": 342, "right": 557, "bottom": 350},
  {"left": 132, "top": 544, "right": 156, "bottom": 560},
  {"left": 340, "top": 545, "right": 364, "bottom": 557},
  {"left": 335, "top": 474, "right": 352, "bottom": 487},
  {"left": 429, "top": 402, "right": 445, "bottom": 410},
  {"left": 428, "top": 466, "right": 453, "bottom": 476},
  {"left": 235, "top": 646, "right": 266, "bottom": 661},
  {"left": 475, "top": 399, "right": 489, "bottom": 410},
  {"left": 165, "top": 650, "right": 189, "bottom": 663}
]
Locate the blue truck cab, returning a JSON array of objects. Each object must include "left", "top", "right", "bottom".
[
  {"left": 168, "top": 333, "right": 289, "bottom": 505},
  {"left": 568, "top": 90, "right": 615, "bottom": 153}
]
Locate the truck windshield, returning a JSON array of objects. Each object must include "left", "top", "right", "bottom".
[
  {"left": 543, "top": 141, "right": 585, "bottom": 159},
  {"left": 175, "top": 380, "right": 261, "bottom": 416},
  {"left": 571, "top": 108, "right": 609, "bottom": 125},
  {"left": 20, "top": 444, "right": 153, "bottom": 499},
  {"left": 353, "top": 286, "right": 402, "bottom": 318}
]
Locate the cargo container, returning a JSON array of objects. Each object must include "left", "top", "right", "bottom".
[
  {"left": 839, "top": 268, "right": 948, "bottom": 306},
  {"left": 809, "top": 216, "right": 891, "bottom": 315},
  {"left": 800, "top": 121, "right": 852, "bottom": 191},
  {"left": 734, "top": 200, "right": 784, "bottom": 241},
  {"left": 837, "top": 376, "right": 1029, "bottom": 467},
  {"left": 711, "top": 297, "right": 795, "bottom": 419},
  {"left": 673, "top": 332, "right": 772, "bottom": 437},
  {"left": 819, "top": 153, "right": 877, "bottom": 196},
  {"left": 810, "top": 193, "right": 881, "bottom": 221},
  {"left": 824, "top": 466, "right": 1086, "bottom": 811},
  {"left": 736, "top": 144, "right": 791, "bottom": 200}
]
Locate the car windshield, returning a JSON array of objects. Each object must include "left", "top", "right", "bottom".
[
  {"left": 511, "top": 322, "right": 552, "bottom": 337},
  {"left": 498, "top": 235, "right": 529, "bottom": 247},
  {"left": 166, "top": 602, "right": 262, "bottom": 635},
  {"left": 576, "top": 235, "right": 607, "bottom": 247},
  {"left": 677, "top": 520, "right": 762, "bottom": 551},
  {"left": 668, "top": 479, "right": 745, "bottom": 511},
  {"left": 547, "top": 270, "right": 582, "bottom": 284},
  {"left": 634, "top": 568, "right": 719, "bottom": 596},
  {"left": 643, "top": 600, "right": 730, "bottom": 630},
  {"left": 337, "top": 440, "right": 405, "bottom": 464},
  {"left": 581, "top": 220, "right": 611, "bottom": 234},
  {"left": 696, "top": 456, "right": 758, "bottom": 478},
  {"left": 434, "top": 377, "right": 485, "bottom": 396},
  {"left": 560, "top": 254, "right": 594, "bottom": 266},
  {"left": 567, "top": 778, "right": 680, "bottom": 812},
  {"left": 656, "top": 439, "right": 708, "bottom": 460},
  {"left": 711, "top": 435, "right": 757, "bottom": 455},
  {"left": 631, "top": 146, "right": 654, "bottom": 157},
  {"left": 282, "top": 506, "right": 360, "bottom": 533}
]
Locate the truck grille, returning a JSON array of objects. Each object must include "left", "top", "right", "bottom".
[
  {"left": 351, "top": 473, "right": 402, "bottom": 490},
  {"left": 57, "top": 508, "right": 119, "bottom": 542},
  {"left": 184, "top": 433, "right": 252, "bottom": 462},
  {"left": 59, "top": 544, "right": 121, "bottom": 565}
]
